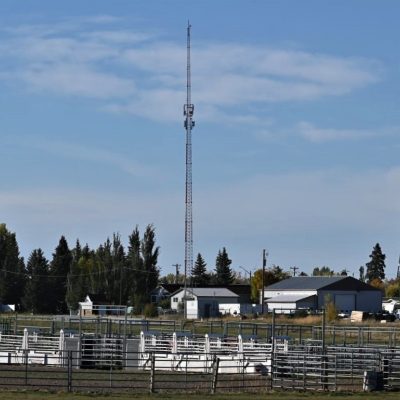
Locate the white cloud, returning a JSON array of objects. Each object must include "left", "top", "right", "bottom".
[
  {"left": 297, "top": 121, "right": 398, "bottom": 143},
  {"left": 16, "top": 138, "right": 155, "bottom": 178},
  {"left": 21, "top": 63, "right": 136, "bottom": 99},
  {"left": 0, "top": 19, "right": 382, "bottom": 123}
]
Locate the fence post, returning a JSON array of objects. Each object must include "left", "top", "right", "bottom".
[
  {"left": 14, "top": 314, "right": 18, "bottom": 335},
  {"left": 67, "top": 350, "right": 73, "bottom": 392},
  {"left": 210, "top": 355, "right": 219, "bottom": 394},
  {"left": 24, "top": 351, "right": 28, "bottom": 386},
  {"left": 270, "top": 309, "right": 275, "bottom": 390},
  {"left": 149, "top": 353, "right": 155, "bottom": 393}
]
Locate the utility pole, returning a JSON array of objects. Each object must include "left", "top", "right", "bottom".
[
  {"left": 183, "top": 21, "right": 195, "bottom": 319},
  {"left": 290, "top": 266, "right": 299, "bottom": 277},
  {"left": 261, "top": 249, "right": 268, "bottom": 314}
]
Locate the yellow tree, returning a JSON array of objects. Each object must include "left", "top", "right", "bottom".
[{"left": 250, "top": 266, "right": 290, "bottom": 302}]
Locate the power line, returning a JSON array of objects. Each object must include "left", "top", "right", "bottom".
[{"left": 0, "top": 264, "right": 162, "bottom": 279}]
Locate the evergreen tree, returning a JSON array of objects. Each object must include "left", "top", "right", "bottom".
[
  {"left": 49, "top": 236, "right": 72, "bottom": 314},
  {"left": 0, "top": 223, "right": 26, "bottom": 308},
  {"left": 23, "top": 249, "right": 50, "bottom": 314},
  {"left": 192, "top": 253, "right": 210, "bottom": 286},
  {"left": 141, "top": 224, "right": 160, "bottom": 302},
  {"left": 366, "top": 243, "right": 386, "bottom": 282},
  {"left": 96, "top": 238, "right": 114, "bottom": 303},
  {"left": 214, "top": 247, "right": 234, "bottom": 285},
  {"left": 126, "top": 225, "right": 160, "bottom": 312},
  {"left": 111, "top": 233, "right": 127, "bottom": 305},
  {"left": 127, "top": 226, "right": 145, "bottom": 310}
]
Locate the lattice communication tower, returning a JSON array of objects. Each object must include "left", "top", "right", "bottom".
[{"left": 184, "top": 22, "right": 195, "bottom": 286}]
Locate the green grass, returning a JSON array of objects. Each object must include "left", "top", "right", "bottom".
[{"left": 0, "top": 390, "right": 399, "bottom": 400}]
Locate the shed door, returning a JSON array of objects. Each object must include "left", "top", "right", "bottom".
[{"left": 334, "top": 294, "right": 355, "bottom": 312}]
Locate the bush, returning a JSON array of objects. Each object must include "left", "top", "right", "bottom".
[
  {"left": 325, "top": 301, "right": 338, "bottom": 322},
  {"left": 158, "top": 298, "right": 171, "bottom": 310},
  {"left": 143, "top": 303, "right": 158, "bottom": 318}
]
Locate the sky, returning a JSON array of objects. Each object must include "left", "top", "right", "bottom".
[{"left": 1, "top": 0, "right": 400, "bottom": 279}]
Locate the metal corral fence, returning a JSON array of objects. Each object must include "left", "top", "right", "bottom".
[
  {"left": 272, "top": 346, "right": 400, "bottom": 391},
  {"left": 0, "top": 347, "right": 399, "bottom": 393},
  {"left": 4, "top": 315, "right": 181, "bottom": 336},
  {"left": 3, "top": 315, "right": 400, "bottom": 347},
  {"left": 1, "top": 330, "right": 400, "bottom": 393}
]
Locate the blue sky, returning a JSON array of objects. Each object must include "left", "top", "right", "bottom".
[{"left": 1, "top": 0, "right": 400, "bottom": 278}]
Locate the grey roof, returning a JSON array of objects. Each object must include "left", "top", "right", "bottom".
[
  {"left": 185, "top": 288, "right": 239, "bottom": 298},
  {"left": 265, "top": 276, "right": 381, "bottom": 292},
  {"left": 265, "top": 276, "right": 346, "bottom": 290},
  {"left": 266, "top": 294, "right": 315, "bottom": 303}
]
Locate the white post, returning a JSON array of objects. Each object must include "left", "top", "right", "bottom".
[
  {"left": 22, "top": 328, "right": 29, "bottom": 351},
  {"left": 172, "top": 332, "right": 177, "bottom": 354}
]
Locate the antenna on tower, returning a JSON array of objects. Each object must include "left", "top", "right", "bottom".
[{"left": 183, "top": 21, "right": 195, "bottom": 318}]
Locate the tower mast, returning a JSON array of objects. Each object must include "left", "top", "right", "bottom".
[{"left": 183, "top": 22, "right": 195, "bottom": 313}]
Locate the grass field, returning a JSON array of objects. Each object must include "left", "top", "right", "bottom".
[{"left": 0, "top": 390, "right": 399, "bottom": 400}]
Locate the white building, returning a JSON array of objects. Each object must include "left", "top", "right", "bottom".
[
  {"left": 170, "top": 288, "right": 239, "bottom": 319},
  {"left": 262, "top": 276, "right": 382, "bottom": 314}
]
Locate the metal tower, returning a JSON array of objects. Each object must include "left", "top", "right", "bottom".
[{"left": 184, "top": 22, "right": 195, "bottom": 292}]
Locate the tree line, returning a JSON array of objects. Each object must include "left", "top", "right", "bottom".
[
  {"left": 1, "top": 222, "right": 397, "bottom": 313},
  {"left": 0, "top": 223, "right": 241, "bottom": 314},
  {"left": 0, "top": 223, "right": 159, "bottom": 314}
]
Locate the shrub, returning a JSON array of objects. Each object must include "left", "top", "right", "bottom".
[
  {"left": 143, "top": 303, "right": 158, "bottom": 318},
  {"left": 325, "top": 301, "right": 338, "bottom": 322}
]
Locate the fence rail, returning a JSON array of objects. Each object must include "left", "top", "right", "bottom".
[{"left": 0, "top": 346, "right": 399, "bottom": 394}]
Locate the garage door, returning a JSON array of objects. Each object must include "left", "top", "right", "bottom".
[{"left": 334, "top": 294, "right": 355, "bottom": 312}]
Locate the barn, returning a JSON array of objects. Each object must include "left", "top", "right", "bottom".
[{"left": 262, "top": 276, "right": 382, "bottom": 314}]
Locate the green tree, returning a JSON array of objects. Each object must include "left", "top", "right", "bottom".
[
  {"left": 22, "top": 249, "right": 50, "bottom": 314},
  {"left": 95, "top": 234, "right": 127, "bottom": 305},
  {"left": 66, "top": 240, "right": 86, "bottom": 312},
  {"left": 312, "top": 266, "right": 334, "bottom": 276},
  {"left": 127, "top": 226, "right": 144, "bottom": 310},
  {"left": 214, "top": 247, "right": 234, "bottom": 285},
  {"left": 192, "top": 253, "right": 210, "bottom": 286},
  {"left": 49, "top": 236, "right": 72, "bottom": 314},
  {"left": 366, "top": 243, "right": 386, "bottom": 282},
  {"left": 141, "top": 224, "right": 160, "bottom": 300},
  {"left": 127, "top": 225, "right": 159, "bottom": 312},
  {"left": 95, "top": 238, "right": 113, "bottom": 303},
  {"left": 0, "top": 224, "right": 26, "bottom": 308},
  {"left": 111, "top": 233, "right": 127, "bottom": 305},
  {"left": 160, "top": 273, "right": 185, "bottom": 284}
]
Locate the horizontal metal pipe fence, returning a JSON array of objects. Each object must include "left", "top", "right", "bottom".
[
  {"left": 5, "top": 315, "right": 400, "bottom": 348},
  {"left": 0, "top": 346, "right": 399, "bottom": 394}
]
